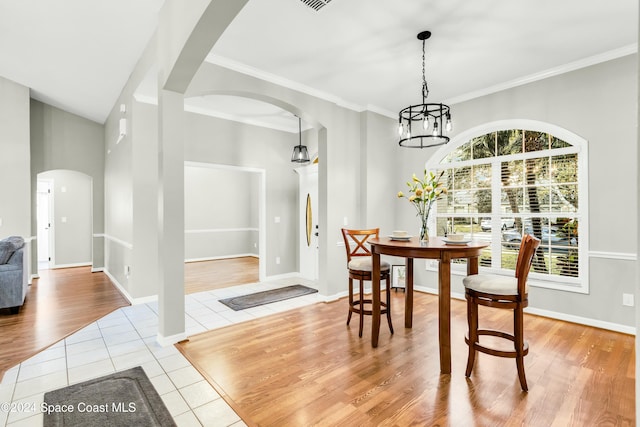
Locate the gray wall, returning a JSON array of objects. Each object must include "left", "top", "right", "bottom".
[
  {"left": 0, "top": 77, "right": 31, "bottom": 238},
  {"left": 184, "top": 164, "right": 259, "bottom": 260},
  {"left": 30, "top": 100, "right": 105, "bottom": 270},
  {"left": 396, "top": 54, "right": 637, "bottom": 328}
]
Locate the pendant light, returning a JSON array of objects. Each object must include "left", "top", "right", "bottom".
[
  {"left": 291, "top": 115, "right": 310, "bottom": 163},
  {"left": 398, "top": 31, "right": 452, "bottom": 148}
]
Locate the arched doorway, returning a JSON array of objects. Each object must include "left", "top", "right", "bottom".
[{"left": 36, "top": 170, "right": 93, "bottom": 270}]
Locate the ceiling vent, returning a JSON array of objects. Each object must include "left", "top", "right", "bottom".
[{"left": 300, "top": 0, "right": 332, "bottom": 11}]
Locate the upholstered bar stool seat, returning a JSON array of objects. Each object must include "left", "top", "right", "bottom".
[
  {"left": 348, "top": 257, "right": 391, "bottom": 272},
  {"left": 463, "top": 274, "right": 527, "bottom": 296},
  {"left": 341, "top": 228, "right": 394, "bottom": 338}
]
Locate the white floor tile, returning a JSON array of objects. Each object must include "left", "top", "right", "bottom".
[
  {"left": 13, "top": 371, "right": 67, "bottom": 400},
  {"left": 17, "top": 357, "right": 66, "bottom": 382},
  {"left": 193, "top": 398, "right": 241, "bottom": 427},
  {"left": 66, "top": 346, "right": 110, "bottom": 369},
  {"left": 64, "top": 327, "right": 102, "bottom": 345},
  {"left": 160, "top": 390, "right": 191, "bottom": 417},
  {"left": 143, "top": 337, "right": 180, "bottom": 359},
  {"left": 149, "top": 373, "right": 176, "bottom": 395},
  {"left": 101, "top": 330, "right": 141, "bottom": 347},
  {"left": 174, "top": 410, "right": 203, "bottom": 427},
  {"left": 100, "top": 322, "right": 136, "bottom": 336},
  {"left": 157, "top": 353, "right": 191, "bottom": 373},
  {"left": 107, "top": 339, "right": 148, "bottom": 357},
  {"left": 5, "top": 393, "right": 43, "bottom": 424},
  {"left": 217, "top": 309, "right": 256, "bottom": 323},
  {"left": 20, "top": 345, "right": 65, "bottom": 367},
  {"left": 2, "top": 366, "right": 19, "bottom": 385},
  {"left": 6, "top": 412, "right": 43, "bottom": 426},
  {"left": 111, "top": 348, "right": 155, "bottom": 371},
  {"left": 67, "top": 359, "right": 114, "bottom": 385},
  {"left": 65, "top": 337, "right": 107, "bottom": 355},
  {"left": 138, "top": 359, "right": 164, "bottom": 379},
  {"left": 167, "top": 366, "right": 204, "bottom": 389},
  {"left": 179, "top": 380, "right": 220, "bottom": 409},
  {"left": 134, "top": 324, "right": 159, "bottom": 339}
]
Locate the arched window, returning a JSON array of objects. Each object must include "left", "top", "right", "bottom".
[{"left": 428, "top": 120, "right": 588, "bottom": 293}]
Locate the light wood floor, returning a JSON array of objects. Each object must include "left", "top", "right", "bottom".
[
  {"left": 177, "top": 291, "right": 636, "bottom": 427},
  {"left": 0, "top": 267, "right": 130, "bottom": 380},
  {"left": 185, "top": 257, "right": 259, "bottom": 294}
]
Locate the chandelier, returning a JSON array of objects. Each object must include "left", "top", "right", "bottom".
[
  {"left": 398, "top": 31, "right": 452, "bottom": 148},
  {"left": 291, "top": 115, "right": 310, "bottom": 163}
]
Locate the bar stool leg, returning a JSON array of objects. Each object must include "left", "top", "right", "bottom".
[
  {"left": 347, "top": 277, "right": 354, "bottom": 326},
  {"left": 465, "top": 296, "right": 478, "bottom": 377},
  {"left": 385, "top": 275, "right": 394, "bottom": 334},
  {"left": 358, "top": 279, "right": 364, "bottom": 338}
]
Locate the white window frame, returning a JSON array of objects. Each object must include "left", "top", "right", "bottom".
[{"left": 426, "top": 119, "right": 589, "bottom": 294}]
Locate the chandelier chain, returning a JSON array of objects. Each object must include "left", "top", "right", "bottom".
[{"left": 422, "top": 39, "right": 429, "bottom": 102}]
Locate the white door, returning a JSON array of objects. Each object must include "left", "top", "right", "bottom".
[{"left": 296, "top": 163, "right": 318, "bottom": 280}]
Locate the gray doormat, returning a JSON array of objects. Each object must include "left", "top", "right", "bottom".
[
  {"left": 43, "top": 366, "right": 176, "bottom": 427},
  {"left": 219, "top": 284, "right": 318, "bottom": 311}
]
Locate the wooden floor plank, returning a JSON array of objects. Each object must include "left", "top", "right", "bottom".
[{"left": 177, "top": 291, "right": 636, "bottom": 426}]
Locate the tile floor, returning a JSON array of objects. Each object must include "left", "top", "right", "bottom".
[{"left": 0, "top": 278, "right": 321, "bottom": 426}]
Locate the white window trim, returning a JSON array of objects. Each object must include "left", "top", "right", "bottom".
[{"left": 426, "top": 119, "right": 589, "bottom": 294}]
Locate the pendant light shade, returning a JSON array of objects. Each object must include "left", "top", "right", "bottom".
[
  {"left": 291, "top": 116, "right": 310, "bottom": 163},
  {"left": 398, "top": 31, "right": 452, "bottom": 149}
]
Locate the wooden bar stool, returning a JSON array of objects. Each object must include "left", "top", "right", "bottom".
[
  {"left": 341, "top": 228, "right": 393, "bottom": 338},
  {"left": 463, "top": 234, "right": 540, "bottom": 391}
]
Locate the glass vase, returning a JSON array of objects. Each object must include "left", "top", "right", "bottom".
[{"left": 419, "top": 219, "right": 429, "bottom": 243}]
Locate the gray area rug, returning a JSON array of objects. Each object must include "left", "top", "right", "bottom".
[
  {"left": 219, "top": 284, "right": 318, "bottom": 311},
  {"left": 43, "top": 366, "right": 176, "bottom": 427}
]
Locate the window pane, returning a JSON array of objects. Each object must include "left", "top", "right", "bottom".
[
  {"left": 522, "top": 186, "right": 548, "bottom": 213},
  {"left": 453, "top": 166, "right": 472, "bottom": 189},
  {"left": 501, "top": 187, "right": 523, "bottom": 214},
  {"left": 551, "top": 154, "right": 577, "bottom": 183},
  {"left": 525, "top": 158, "right": 548, "bottom": 186},
  {"left": 497, "top": 130, "right": 522, "bottom": 156},
  {"left": 551, "top": 136, "right": 571, "bottom": 149},
  {"left": 474, "top": 164, "right": 492, "bottom": 188},
  {"left": 552, "top": 249, "right": 579, "bottom": 277},
  {"left": 449, "top": 143, "right": 471, "bottom": 162},
  {"left": 471, "top": 133, "right": 496, "bottom": 160},
  {"left": 501, "top": 160, "right": 524, "bottom": 186},
  {"left": 550, "top": 185, "right": 578, "bottom": 212},
  {"left": 524, "top": 130, "right": 548, "bottom": 152}
]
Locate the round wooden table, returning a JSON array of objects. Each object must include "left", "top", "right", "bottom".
[{"left": 369, "top": 236, "right": 489, "bottom": 374}]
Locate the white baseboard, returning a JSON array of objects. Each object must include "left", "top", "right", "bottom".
[
  {"left": 157, "top": 331, "right": 188, "bottom": 347},
  {"left": 91, "top": 267, "right": 104, "bottom": 273},
  {"left": 415, "top": 285, "right": 635, "bottom": 335},
  {"left": 103, "top": 269, "right": 133, "bottom": 304},
  {"left": 103, "top": 269, "right": 160, "bottom": 305},
  {"left": 525, "top": 307, "right": 635, "bottom": 335}
]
